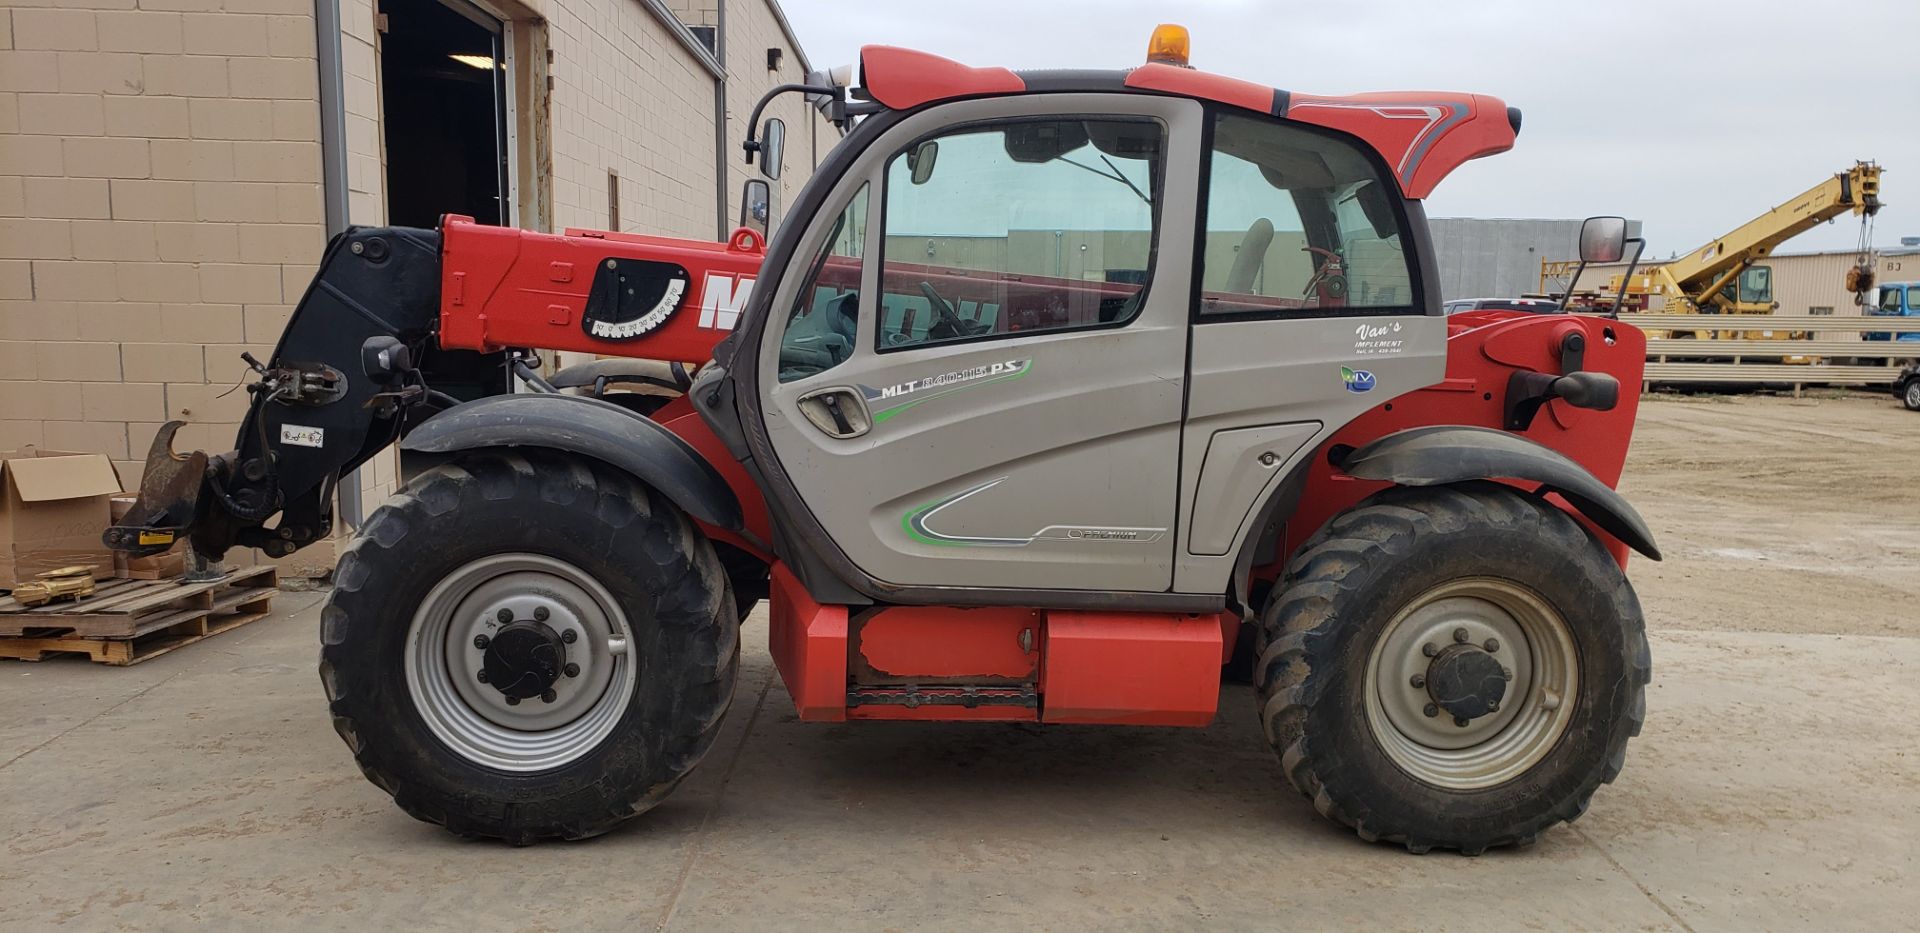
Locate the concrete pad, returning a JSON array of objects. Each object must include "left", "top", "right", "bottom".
[
  {"left": 5, "top": 596, "right": 1914, "bottom": 930},
  {"left": 3, "top": 396, "right": 1914, "bottom": 929}
]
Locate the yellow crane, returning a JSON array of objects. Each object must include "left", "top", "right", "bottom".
[{"left": 1542, "top": 162, "right": 1883, "bottom": 333}]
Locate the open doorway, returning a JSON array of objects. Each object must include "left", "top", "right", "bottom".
[{"left": 379, "top": 0, "right": 510, "bottom": 228}]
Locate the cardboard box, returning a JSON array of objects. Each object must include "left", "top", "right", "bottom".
[
  {"left": 111, "top": 494, "right": 188, "bottom": 580},
  {"left": 0, "top": 448, "right": 123, "bottom": 589}
]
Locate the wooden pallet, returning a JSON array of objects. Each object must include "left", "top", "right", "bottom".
[{"left": 0, "top": 566, "right": 278, "bottom": 666}]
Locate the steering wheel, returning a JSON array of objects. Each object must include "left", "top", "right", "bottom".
[{"left": 918, "top": 281, "right": 969, "bottom": 328}]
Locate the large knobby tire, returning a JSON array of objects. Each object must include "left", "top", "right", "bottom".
[
  {"left": 319, "top": 450, "right": 738, "bottom": 844},
  {"left": 1254, "top": 482, "right": 1649, "bottom": 854}
]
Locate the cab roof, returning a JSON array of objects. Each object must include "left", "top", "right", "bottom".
[{"left": 857, "top": 45, "right": 1519, "bottom": 200}]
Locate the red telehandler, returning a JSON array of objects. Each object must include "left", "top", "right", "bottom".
[{"left": 109, "top": 28, "right": 1657, "bottom": 853}]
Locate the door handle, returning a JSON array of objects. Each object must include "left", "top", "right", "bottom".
[{"left": 796, "top": 387, "right": 872, "bottom": 439}]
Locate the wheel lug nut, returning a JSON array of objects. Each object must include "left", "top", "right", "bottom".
[
  {"left": 505, "top": 695, "right": 520, "bottom": 705},
  {"left": 1454, "top": 715, "right": 1471, "bottom": 727},
  {"left": 473, "top": 634, "right": 490, "bottom": 650},
  {"left": 476, "top": 669, "right": 489, "bottom": 683},
  {"left": 1423, "top": 703, "right": 1439, "bottom": 718},
  {"left": 534, "top": 606, "right": 550, "bottom": 622},
  {"left": 1483, "top": 638, "right": 1499, "bottom": 652},
  {"left": 496, "top": 608, "right": 513, "bottom": 624},
  {"left": 564, "top": 662, "right": 580, "bottom": 678},
  {"left": 1503, "top": 667, "right": 1513, "bottom": 680},
  {"left": 560, "top": 629, "right": 578, "bottom": 644},
  {"left": 1452, "top": 627, "right": 1469, "bottom": 644},
  {"left": 1487, "top": 701, "right": 1500, "bottom": 713},
  {"left": 1421, "top": 643, "right": 1438, "bottom": 657},
  {"left": 540, "top": 689, "right": 557, "bottom": 704},
  {"left": 1409, "top": 674, "right": 1425, "bottom": 689}
]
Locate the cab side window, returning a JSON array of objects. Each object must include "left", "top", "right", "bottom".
[
  {"left": 777, "top": 184, "right": 868, "bottom": 383},
  {"left": 875, "top": 118, "right": 1164, "bottom": 351},
  {"left": 1199, "top": 112, "right": 1415, "bottom": 314}
]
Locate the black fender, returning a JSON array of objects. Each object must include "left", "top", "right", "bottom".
[
  {"left": 1340, "top": 425, "right": 1660, "bottom": 560},
  {"left": 399, "top": 393, "right": 744, "bottom": 531}
]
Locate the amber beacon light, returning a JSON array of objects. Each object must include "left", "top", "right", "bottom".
[{"left": 1146, "top": 24, "right": 1191, "bottom": 67}]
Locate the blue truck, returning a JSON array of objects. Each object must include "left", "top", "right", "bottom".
[{"left": 1866, "top": 281, "right": 1920, "bottom": 342}]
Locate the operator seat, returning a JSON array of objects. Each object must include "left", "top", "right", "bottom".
[
  {"left": 1224, "top": 218, "right": 1274, "bottom": 294},
  {"left": 777, "top": 291, "right": 859, "bottom": 379}
]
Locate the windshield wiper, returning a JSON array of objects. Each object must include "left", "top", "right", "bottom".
[{"left": 1055, "top": 155, "right": 1152, "bottom": 205}]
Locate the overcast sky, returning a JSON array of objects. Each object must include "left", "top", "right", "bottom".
[{"left": 779, "top": 0, "right": 1920, "bottom": 259}]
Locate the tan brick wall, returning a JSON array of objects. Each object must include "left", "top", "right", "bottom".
[{"left": 1, "top": 0, "right": 324, "bottom": 494}]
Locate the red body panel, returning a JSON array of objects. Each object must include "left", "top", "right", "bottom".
[
  {"left": 1041, "top": 612, "right": 1222, "bottom": 727},
  {"left": 858, "top": 46, "right": 1024, "bottom": 110},
  {"left": 767, "top": 563, "right": 1223, "bottom": 726},
  {"left": 857, "top": 46, "right": 1514, "bottom": 199},
  {"left": 768, "top": 563, "right": 848, "bottom": 722},
  {"left": 1124, "top": 61, "right": 1273, "bottom": 113},
  {"left": 1274, "top": 313, "right": 1647, "bottom": 579},
  {"left": 854, "top": 606, "right": 1040, "bottom": 683},
  {"left": 653, "top": 398, "right": 774, "bottom": 561},
  {"left": 1286, "top": 93, "right": 1516, "bottom": 199},
  {"left": 437, "top": 215, "right": 765, "bottom": 360}
]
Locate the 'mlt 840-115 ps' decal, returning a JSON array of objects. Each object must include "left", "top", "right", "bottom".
[{"left": 859, "top": 359, "right": 1032, "bottom": 423}]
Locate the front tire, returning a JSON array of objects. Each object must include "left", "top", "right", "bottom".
[
  {"left": 1254, "top": 483, "right": 1649, "bottom": 854},
  {"left": 320, "top": 450, "right": 738, "bottom": 843},
  {"left": 1903, "top": 379, "right": 1920, "bottom": 411}
]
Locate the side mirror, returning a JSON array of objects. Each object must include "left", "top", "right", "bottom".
[
  {"left": 907, "top": 140, "right": 938, "bottom": 185},
  {"left": 1578, "top": 216, "right": 1628, "bottom": 263},
  {"left": 740, "top": 179, "right": 772, "bottom": 236},
  {"left": 758, "top": 118, "right": 785, "bottom": 180}
]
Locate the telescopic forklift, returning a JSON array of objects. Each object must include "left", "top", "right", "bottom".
[{"left": 108, "top": 27, "right": 1659, "bottom": 854}]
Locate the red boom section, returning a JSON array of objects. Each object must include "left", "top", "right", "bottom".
[{"left": 437, "top": 215, "right": 765, "bottom": 360}]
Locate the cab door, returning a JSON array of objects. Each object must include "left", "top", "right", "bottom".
[{"left": 755, "top": 94, "right": 1202, "bottom": 593}]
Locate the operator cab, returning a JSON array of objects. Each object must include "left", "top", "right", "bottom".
[
  {"left": 1868, "top": 282, "right": 1919, "bottom": 342},
  {"left": 1719, "top": 264, "right": 1774, "bottom": 308},
  {"left": 714, "top": 35, "right": 1526, "bottom": 597}
]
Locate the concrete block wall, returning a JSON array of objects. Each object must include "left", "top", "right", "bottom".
[
  {"left": 719, "top": 0, "right": 821, "bottom": 231},
  {"left": 543, "top": 0, "right": 717, "bottom": 239},
  {"left": 2, "top": 0, "right": 827, "bottom": 575},
  {"left": 0, "top": 0, "right": 326, "bottom": 493}
]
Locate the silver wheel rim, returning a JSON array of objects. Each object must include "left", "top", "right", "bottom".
[
  {"left": 404, "top": 553, "right": 637, "bottom": 772},
  {"left": 1906, "top": 381, "right": 1920, "bottom": 409},
  {"left": 1364, "top": 578, "right": 1578, "bottom": 790}
]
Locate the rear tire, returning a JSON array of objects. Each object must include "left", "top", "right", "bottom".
[
  {"left": 1903, "top": 379, "right": 1920, "bottom": 411},
  {"left": 319, "top": 450, "right": 738, "bottom": 843},
  {"left": 1254, "top": 482, "right": 1649, "bottom": 854}
]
